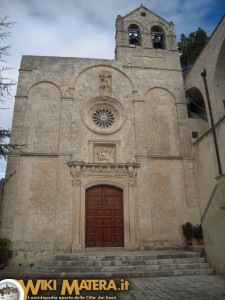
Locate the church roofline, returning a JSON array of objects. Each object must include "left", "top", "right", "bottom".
[{"left": 118, "top": 5, "right": 170, "bottom": 25}]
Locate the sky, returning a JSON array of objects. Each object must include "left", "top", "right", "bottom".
[{"left": 0, "top": 0, "right": 224, "bottom": 178}]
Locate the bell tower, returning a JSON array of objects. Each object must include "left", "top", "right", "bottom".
[{"left": 115, "top": 6, "right": 179, "bottom": 69}]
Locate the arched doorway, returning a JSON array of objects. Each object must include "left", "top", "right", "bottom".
[{"left": 85, "top": 185, "right": 124, "bottom": 247}]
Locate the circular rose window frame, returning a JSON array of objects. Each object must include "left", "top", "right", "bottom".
[
  {"left": 83, "top": 98, "right": 125, "bottom": 135},
  {"left": 92, "top": 108, "right": 115, "bottom": 129}
]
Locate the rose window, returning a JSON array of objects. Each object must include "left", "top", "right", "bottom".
[
  {"left": 92, "top": 108, "right": 115, "bottom": 129},
  {"left": 83, "top": 98, "right": 125, "bottom": 135}
]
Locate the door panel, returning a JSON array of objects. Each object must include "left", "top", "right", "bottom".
[{"left": 85, "top": 185, "right": 124, "bottom": 247}]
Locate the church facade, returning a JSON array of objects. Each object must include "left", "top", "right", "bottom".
[{"left": 1, "top": 6, "right": 224, "bottom": 268}]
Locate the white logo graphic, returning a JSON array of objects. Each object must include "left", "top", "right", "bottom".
[{"left": 0, "top": 279, "right": 24, "bottom": 300}]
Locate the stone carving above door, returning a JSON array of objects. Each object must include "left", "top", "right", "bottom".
[{"left": 94, "top": 144, "right": 116, "bottom": 163}]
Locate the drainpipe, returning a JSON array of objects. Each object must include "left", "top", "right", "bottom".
[{"left": 201, "top": 69, "right": 222, "bottom": 175}]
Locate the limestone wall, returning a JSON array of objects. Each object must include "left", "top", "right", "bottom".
[
  {"left": 185, "top": 16, "right": 225, "bottom": 274},
  {"left": 0, "top": 7, "right": 204, "bottom": 264},
  {"left": 0, "top": 52, "right": 201, "bottom": 264},
  {"left": 137, "top": 158, "right": 200, "bottom": 248},
  {"left": 202, "top": 175, "right": 225, "bottom": 275},
  {"left": 193, "top": 134, "right": 218, "bottom": 215}
]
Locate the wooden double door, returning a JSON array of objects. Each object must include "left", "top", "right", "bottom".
[{"left": 85, "top": 185, "right": 124, "bottom": 247}]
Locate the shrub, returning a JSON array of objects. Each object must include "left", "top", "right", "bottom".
[
  {"left": 0, "top": 238, "right": 12, "bottom": 264},
  {"left": 193, "top": 224, "right": 203, "bottom": 239},
  {"left": 181, "top": 222, "right": 193, "bottom": 240}
]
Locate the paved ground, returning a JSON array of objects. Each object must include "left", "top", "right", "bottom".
[
  {"left": 117, "top": 275, "right": 225, "bottom": 300},
  {"left": 0, "top": 268, "right": 225, "bottom": 299}
]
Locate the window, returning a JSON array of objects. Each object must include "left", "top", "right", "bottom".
[
  {"left": 92, "top": 108, "right": 115, "bottom": 129},
  {"left": 128, "top": 24, "right": 141, "bottom": 46},
  {"left": 83, "top": 99, "right": 125, "bottom": 135},
  {"left": 223, "top": 100, "right": 225, "bottom": 110},
  {"left": 151, "top": 26, "right": 165, "bottom": 49},
  {"left": 192, "top": 131, "right": 199, "bottom": 139}
]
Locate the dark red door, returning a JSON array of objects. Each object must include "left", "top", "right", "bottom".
[{"left": 85, "top": 185, "right": 124, "bottom": 247}]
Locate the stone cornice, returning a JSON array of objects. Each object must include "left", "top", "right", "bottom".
[
  {"left": 136, "top": 154, "right": 195, "bottom": 160},
  {"left": 68, "top": 161, "right": 140, "bottom": 178}
]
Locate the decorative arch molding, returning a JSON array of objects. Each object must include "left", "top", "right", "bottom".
[
  {"left": 125, "top": 21, "right": 144, "bottom": 32},
  {"left": 145, "top": 87, "right": 176, "bottom": 102},
  {"left": 145, "top": 87, "right": 181, "bottom": 155},
  {"left": 27, "top": 81, "right": 62, "bottom": 97},
  {"left": 71, "top": 64, "right": 134, "bottom": 91},
  {"left": 147, "top": 21, "right": 168, "bottom": 33},
  {"left": 84, "top": 181, "right": 125, "bottom": 191},
  {"left": 25, "top": 82, "right": 61, "bottom": 153}
]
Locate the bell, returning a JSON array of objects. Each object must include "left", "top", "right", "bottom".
[
  {"left": 129, "top": 33, "right": 138, "bottom": 45},
  {"left": 153, "top": 36, "right": 163, "bottom": 49}
]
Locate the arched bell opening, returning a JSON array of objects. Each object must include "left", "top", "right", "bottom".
[
  {"left": 151, "top": 25, "right": 165, "bottom": 49},
  {"left": 128, "top": 24, "right": 141, "bottom": 46}
]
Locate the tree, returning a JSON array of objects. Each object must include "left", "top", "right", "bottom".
[
  {"left": 0, "top": 16, "right": 16, "bottom": 160},
  {"left": 178, "top": 27, "right": 208, "bottom": 76}
]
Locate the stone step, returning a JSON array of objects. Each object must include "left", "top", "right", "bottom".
[
  {"left": 34, "top": 262, "right": 211, "bottom": 273},
  {"left": 20, "top": 250, "right": 214, "bottom": 279},
  {"left": 54, "top": 251, "right": 200, "bottom": 261},
  {"left": 23, "top": 267, "right": 214, "bottom": 279},
  {"left": 40, "top": 257, "right": 206, "bottom": 267}
]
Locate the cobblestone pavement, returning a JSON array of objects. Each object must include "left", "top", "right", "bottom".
[
  {"left": 116, "top": 275, "right": 225, "bottom": 300},
  {"left": 0, "top": 269, "right": 225, "bottom": 299}
]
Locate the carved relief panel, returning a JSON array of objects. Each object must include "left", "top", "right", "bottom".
[
  {"left": 99, "top": 70, "right": 112, "bottom": 94},
  {"left": 93, "top": 144, "right": 116, "bottom": 163}
]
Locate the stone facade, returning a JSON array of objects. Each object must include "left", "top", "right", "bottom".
[{"left": 0, "top": 6, "right": 224, "bottom": 267}]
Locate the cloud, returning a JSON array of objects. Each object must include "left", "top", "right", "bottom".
[{"left": 0, "top": 0, "right": 224, "bottom": 177}]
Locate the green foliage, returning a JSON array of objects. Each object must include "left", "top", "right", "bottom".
[
  {"left": 0, "top": 128, "right": 11, "bottom": 159},
  {"left": 193, "top": 224, "right": 203, "bottom": 238},
  {"left": 181, "top": 222, "right": 193, "bottom": 240},
  {"left": 0, "top": 237, "right": 12, "bottom": 264},
  {"left": 178, "top": 27, "right": 208, "bottom": 75},
  {"left": 0, "top": 16, "right": 21, "bottom": 160},
  {"left": 0, "top": 128, "right": 22, "bottom": 159},
  {"left": 0, "top": 16, "right": 16, "bottom": 103}
]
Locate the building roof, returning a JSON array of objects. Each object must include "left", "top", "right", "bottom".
[{"left": 118, "top": 5, "right": 170, "bottom": 25}]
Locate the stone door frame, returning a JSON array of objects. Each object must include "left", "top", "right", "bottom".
[{"left": 68, "top": 162, "right": 139, "bottom": 251}]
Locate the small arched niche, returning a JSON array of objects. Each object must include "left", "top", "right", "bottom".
[
  {"left": 128, "top": 24, "right": 141, "bottom": 46},
  {"left": 186, "top": 87, "right": 208, "bottom": 122},
  {"left": 151, "top": 25, "right": 165, "bottom": 49}
]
